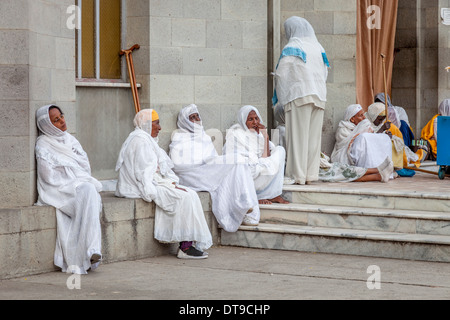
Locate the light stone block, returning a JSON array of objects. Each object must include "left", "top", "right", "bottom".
[
  {"left": 243, "top": 21, "right": 267, "bottom": 49},
  {"left": 182, "top": 47, "right": 221, "bottom": 76},
  {"left": 0, "top": 100, "right": 29, "bottom": 136},
  {"left": 0, "top": 136, "right": 33, "bottom": 171},
  {"left": 221, "top": 0, "right": 267, "bottom": 21},
  {"left": 0, "top": 30, "right": 28, "bottom": 65},
  {"left": 0, "top": 0, "right": 29, "bottom": 29},
  {"left": 150, "top": 0, "right": 183, "bottom": 18},
  {"left": 171, "top": 18, "right": 206, "bottom": 48},
  {"left": 221, "top": 49, "right": 267, "bottom": 76},
  {"left": 150, "top": 17, "right": 172, "bottom": 47},
  {"left": 241, "top": 76, "right": 268, "bottom": 106},
  {"left": 182, "top": 0, "right": 221, "bottom": 20},
  {"left": 0, "top": 65, "right": 29, "bottom": 100},
  {"left": 206, "top": 20, "right": 243, "bottom": 49},
  {"left": 195, "top": 76, "right": 241, "bottom": 104},
  {"left": 150, "top": 75, "right": 195, "bottom": 104},
  {"left": 334, "top": 11, "right": 356, "bottom": 35},
  {"left": 150, "top": 47, "right": 182, "bottom": 75},
  {"left": 51, "top": 69, "right": 76, "bottom": 102},
  {"left": 314, "top": 0, "right": 356, "bottom": 12}
]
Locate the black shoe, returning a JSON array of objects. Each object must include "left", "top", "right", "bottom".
[{"left": 177, "top": 246, "right": 208, "bottom": 259}]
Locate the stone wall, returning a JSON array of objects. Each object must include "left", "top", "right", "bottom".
[{"left": 0, "top": 0, "right": 75, "bottom": 208}]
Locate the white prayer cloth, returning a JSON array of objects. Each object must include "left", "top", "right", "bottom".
[
  {"left": 273, "top": 16, "right": 328, "bottom": 109},
  {"left": 331, "top": 104, "right": 392, "bottom": 169},
  {"left": 223, "top": 106, "right": 285, "bottom": 200},
  {"left": 34, "top": 105, "right": 102, "bottom": 275},
  {"left": 169, "top": 104, "right": 260, "bottom": 231},
  {"left": 115, "top": 109, "right": 212, "bottom": 251}
]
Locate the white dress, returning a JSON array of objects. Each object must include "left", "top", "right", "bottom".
[
  {"left": 115, "top": 128, "right": 213, "bottom": 251},
  {"left": 223, "top": 122, "right": 285, "bottom": 201},
  {"left": 35, "top": 133, "right": 103, "bottom": 275},
  {"left": 170, "top": 125, "right": 260, "bottom": 231}
]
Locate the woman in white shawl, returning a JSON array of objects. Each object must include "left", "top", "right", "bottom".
[
  {"left": 331, "top": 104, "right": 393, "bottom": 182},
  {"left": 35, "top": 105, "right": 102, "bottom": 275},
  {"left": 272, "top": 16, "right": 329, "bottom": 185},
  {"left": 169, "top": 104, "right": 260, "bottom": 229},
  {"left": 115, "top": 109, "right": 212, "bottom": 259},
  {"left": 223, "top": 105, "right": 289, "bottom": 205}
]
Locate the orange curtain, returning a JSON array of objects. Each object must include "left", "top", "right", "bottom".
[{"left": 356, "top": 0, "right": 398, "bottom": 110}]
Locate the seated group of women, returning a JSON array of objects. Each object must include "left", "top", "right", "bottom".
[
  {"left": 34, "top": 104, "right": 289, "bottom": 274},
  {"left": 329, "top": 94, "right": 448, "bottom": 183}
]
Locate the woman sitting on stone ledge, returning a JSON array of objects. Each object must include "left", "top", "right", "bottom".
[
  {"left": 35, "top": 105, "right": 103, "bottom": 275},
  {"left": 115, "top": 109, "right": 212, "bottom": 259},
  {"left": 169, "top": 104, "right": 260, "bottom": 228},
  {"left": 223, "top": 105, "right": 289, "bottom": 205}
]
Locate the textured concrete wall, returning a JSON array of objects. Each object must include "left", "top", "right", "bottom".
[
  {"left": 0, "top": 0, "right": 75, "bottom": 208},
  {"left": 279, "top": 0, "right": 357, "bottom": 155}
]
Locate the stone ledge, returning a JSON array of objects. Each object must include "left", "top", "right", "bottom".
[{"left": 0, "top": 191, "right": 218, "bottom": 280}]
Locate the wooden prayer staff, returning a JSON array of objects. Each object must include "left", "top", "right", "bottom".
[
  {"left": 380, "top": 53, "right": 389, "bottom": 123},
  {"left": 120, "top": 44, "right": 141, "bottom": 114}
]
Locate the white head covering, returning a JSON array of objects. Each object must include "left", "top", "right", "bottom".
[
  {"left": 344, "top": 104, "right": 363, "bottom": 122},
  {"left": 439, "top": 99, "right": 450, "bottom": 116},
  {"left": 366, "top": 103, "right": 386, "bottom": 124},
  {"left": 177, "top": 104, "right": 203, "bottom": 133},
  {"left": 237, "top": 105, "right": 264, "bottom": 131},
  {"left": 284, "top": 16, "right": 318, "bottom": 42},
  {"left": 36, "top": 105, "right": 66, "bottom": 138}
]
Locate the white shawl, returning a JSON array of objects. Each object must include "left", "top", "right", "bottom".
[
  {"left": 331, "top": 105, "right": 373, "bottom": 165},
  {"left": 273, "top": 16, "right": 328, "bottom": 108}
]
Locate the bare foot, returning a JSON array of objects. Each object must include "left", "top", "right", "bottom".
[
  {"left": 268, "top": 195, "right": 289, "bottom": 204},
  {"left": 258, "top": 199, "right": 272, "bottom": 205}
]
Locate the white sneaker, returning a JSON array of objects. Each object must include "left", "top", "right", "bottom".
[{"left": 242, "top": 215, "right": 259, "bottom": 226}]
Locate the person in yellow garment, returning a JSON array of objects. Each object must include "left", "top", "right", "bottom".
[
  {"left": 421, "top": 99, "right": 450, "bottom": 160},
  {"left": 366, "top": 103, "right": 425, "bottom": 175}
]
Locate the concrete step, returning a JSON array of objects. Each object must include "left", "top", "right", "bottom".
[
  {"left": 282, "top": 184, "right": 450, "bottom": 213},
  {"left": 221, "top": 223, "right": 450, "bottom": 263},
  {"left": 259, "top": 203, "right": 450, "bottom": 236}
]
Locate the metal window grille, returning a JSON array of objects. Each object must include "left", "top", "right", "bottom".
[{"left": 76, "top": 0, "right": 122, "bottom": 80}]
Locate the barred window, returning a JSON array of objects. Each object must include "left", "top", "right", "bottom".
[{"left": 76, "top": 0, "right": 122, "bottom": 80}]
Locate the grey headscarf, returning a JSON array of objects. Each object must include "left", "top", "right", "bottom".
[{"left": 36, "top": 105, "right": 66, "bottom": 137}]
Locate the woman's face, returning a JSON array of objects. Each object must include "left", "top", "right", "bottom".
[
  {"left": 151, "top": 120, "right": 161, "bottom": 138},
  {"left": 188, "top": 113, "right": 201, "bottom": 123},
  {"left": 350, "top": 110, "right": 366, "bottom": 125},
  {"left": 246, "top": 110, "right": 261, "bottom": 133},
  {"left": 373, "top": 115, "right": 386, "bottom": 126},
  {"left": 49, "top": 107, "right": 67, "bottom": 132}
]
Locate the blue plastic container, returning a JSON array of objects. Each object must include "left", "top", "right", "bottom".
[{"left": 437, "top": 116, "right": 450, "bottom": 179}]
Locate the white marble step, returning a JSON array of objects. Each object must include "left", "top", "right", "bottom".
[
  {"left": 221, "top": 223, "right": 450, "bottom": 262},
  {"left": 259, "top": 203, "right": 450, "bottom": 236},
  {"left": 282, "top": 185, "right": 450, "bottom": 212}
]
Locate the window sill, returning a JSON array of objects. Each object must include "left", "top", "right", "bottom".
[{"left": 76, "top": 79, "right": 142, "bottom": 88}]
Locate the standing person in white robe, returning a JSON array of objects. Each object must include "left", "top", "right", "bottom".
[
  {"left": 169, "top": 104, "right": 260, "bottom": 228},
  {"left": 35, "top": 105, "right": 102, "bottom": 275},
  {"left": 223, "top": 105, "right": 289, "bottom": 205},
  {"left": 115, "top": 109, "right": 212, "bottom": 259},
  {"left": 272, "top": 16, "right": 329, "bottom": 185},
  {"left": 331, "top": 104, "right": 393, "bottom": 182}
]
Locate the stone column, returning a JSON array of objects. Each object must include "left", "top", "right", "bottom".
[{"left": 0, "top": 0, "right": 76, "bottom": 208}]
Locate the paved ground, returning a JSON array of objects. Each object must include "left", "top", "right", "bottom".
[{"left": 1, "top": 246, "right": 450, "bottom": 303}]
